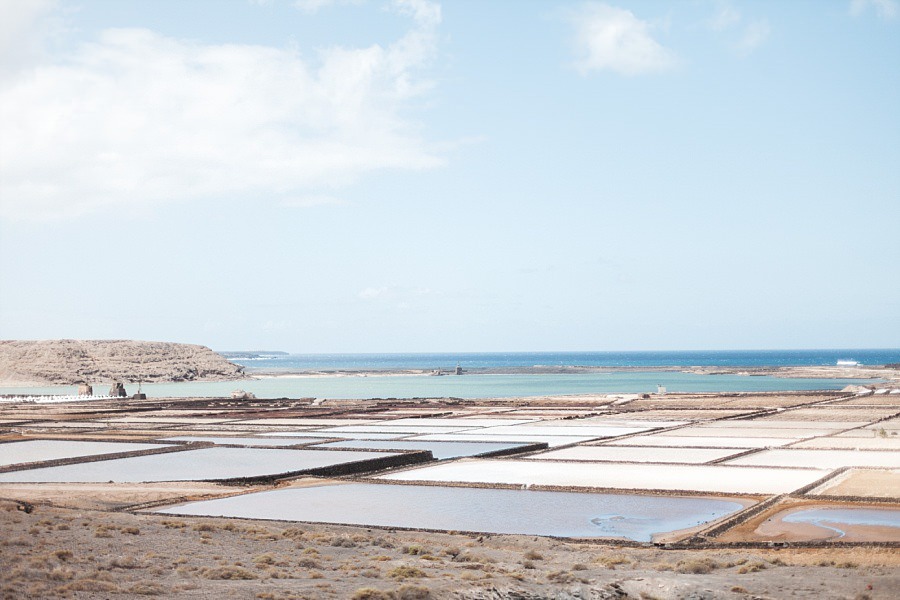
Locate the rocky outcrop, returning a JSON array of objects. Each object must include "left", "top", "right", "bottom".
[{"left": 0, "top": 340, "right": 245, "bottom": 385}]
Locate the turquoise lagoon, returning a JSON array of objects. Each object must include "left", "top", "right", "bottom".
[{"left": 0, "top": 371, "right": 881, "bottom": 400}]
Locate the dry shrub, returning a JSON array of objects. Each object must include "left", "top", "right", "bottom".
[
  {"left": 53, "top": 550, "right": 73, "bottom": 561},
  {"left": 731, "top": 586, "right": 748, "bottom": 594},
  {"left": 392, "top": 585, "right": 431, "bottom": 600},
  {"left": 107, "top": 555, "right": 146, "bottom": 570},
  {"left": 572, "top": 563, "right": 588, "bottom": 571},
  {"left": 128, "top": 581, "right": 167, "bottom": 595},
  {"left": 296, "top": 558, "right": 320, "bottom": 569},
  {"left": 595, "top": 554, "right": 631, "bottom": 568},
  {"left": 93, "top": 526, "right": 113, "bottom": 538},
  {"left": 331, "top": 535, "right": 358, "bottom": 548},
  {"left": 193, "top": 523, "right": 216, "bottom": 532},
  {"left": 281, "top": 527, "right": 304, "bottom": 539},
  {"left": 58, "top": 578, "right": 120, "bottom": 593},
  {"left": 522, "top": 550, "right": 543, "bottom": 561},
  {"left": 48, "top": 567, "right": 75, "bottom": 581},
  {"left": 121, "top": 527, "right": 140, "bottom": 535},
  {"left": 201, "top": 566, "right": 257, "bottom": 580},
  {"left": 676, "top": 558, "right": 719, "bottom": 574},
  {"left": 546, "top": 570, "right": 575, "bottom": 583},
  {"left": 353, "top": 589, "right": 390, "bottom": 600},
  {"left": 454, "top": 552, "right": 495, "bottom": 564},
  {"left": 388, "top": 566, "right": 427, "bottom": 580},
  {"left": 738, "top": 561, "right": 767, "bottom": 574}
]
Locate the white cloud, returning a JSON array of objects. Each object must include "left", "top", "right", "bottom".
[
  {"left": 358, "top": 286, "right": 391, "bottom": 299},
  {"left": 0, "top": 1, "right": 444, "bottom": 221},
  {"left": 708, "top": 3, "right": 741, "bottom": 31},
  {"left": 568, "top": 3, "right": 677, "bottom": 76},
  {"left": 0, "top": 0, "right": 59, "bottom": 77},
  {"left": 705, "top": 2, "right": 770, "bottom": 56},
  {"left": 279, "top": 194, "right": 347, "bottom": 208},
  {"left": 850, "top": 0, "right": 899, "bottom": 19},
  {"left": 293, "top": 0, "right": 364, "bottom": 13},
  {"left": 736, "top": 19, "right": 770, "bottom": 56}
]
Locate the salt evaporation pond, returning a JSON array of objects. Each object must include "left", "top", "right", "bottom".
[
  {"left": 783, "top": 507, "right": 900, "bottom": 538},
  {"left": 312, "top": 440, "right": 530, "bottom": 460},
  {"left": 162, "top": 436, "right": 331, "bottom": 447},
  {"left": 0, "top": 440, "right": 170, "bottom": 467},
  {"left": 0, "top": 447, "right": 399, "bottom": 483},
  {"left": 157, "top": 482, "right": 746, "bottom": 541}
]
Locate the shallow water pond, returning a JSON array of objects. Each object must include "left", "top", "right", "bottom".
[
  {"left": 0, "top": 447, "right": 399, "bottom": 483},
  {"left": 157, "top": 482, "right": 746, "bottom": 541},
  {"left": 162, "top": 436, "right": 331, "bottom": 447},
  {"left": 783, "top": 507, "right": 900, "bottom": 538},
  {"left": 0, "top": 440, "right": 169, "bottom": 468},
  {"left": 312, "top": 440, "right": 531, "bottom": 460}
]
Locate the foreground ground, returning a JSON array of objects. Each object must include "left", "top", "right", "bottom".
[
  {"left": 1, "top": 391, "right": 898, "bottom": 598},
  {"left": 1, "top": 496, "right": 897, "bottom": 600}
]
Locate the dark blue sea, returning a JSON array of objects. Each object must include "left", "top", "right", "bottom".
[{"left": 225, "top": 349, "right": 900, "bottom": 371}]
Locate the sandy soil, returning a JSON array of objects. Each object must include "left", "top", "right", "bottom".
[
  {"left": 811, "top": 469, "right": 900, "bottom": 498},
  {"left": 720, "top": 498, "right": 900, "bottom": 544}
]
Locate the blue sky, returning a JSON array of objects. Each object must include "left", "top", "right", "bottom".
[{"left": 0, "top": 0, "right": 898, "bottom": 352}]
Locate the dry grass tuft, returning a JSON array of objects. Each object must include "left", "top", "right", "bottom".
[
  {"left": 201, "top": 566, "right": 258, "bottom": 580},
  {"left": 676, "top": 558, "right": 719, "bottom": 574},
  {"left": 737, "top": 561, "right": 767, "bottom": 574},
  {"left": 387, "top": 566, "right": 427, "bottom": 580}
]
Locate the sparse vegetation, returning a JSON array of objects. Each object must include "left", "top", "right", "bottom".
[{"left": 387, "top": 566, "right": 427, "bottom": 580}]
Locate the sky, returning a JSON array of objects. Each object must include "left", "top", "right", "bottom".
[{"left": 0, "top": 0, "right": 898, "bottom": 353}]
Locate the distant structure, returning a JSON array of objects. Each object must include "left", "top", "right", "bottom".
[
  {"left": 657, "top": 384, "right": 666, "bottom": 395},
  {"left": 109, "top": 382, "right": 127, "bottom": 397},
  {"left": 77, "top": 383, "right": 93, "bottom": 396},
  {"left": 231, "top": 390, "right": 256, "bottom": 400},
  {"left": 455, "top": 363, "right": 463, "bottom": 376}
]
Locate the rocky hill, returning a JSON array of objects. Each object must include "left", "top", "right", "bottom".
[{"left": 0, "top": 340, "right": 245, "bottom": 385}]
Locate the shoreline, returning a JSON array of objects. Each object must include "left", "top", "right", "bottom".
[{"left": 243, "top": 364, "right": 899, "bottom": 382}]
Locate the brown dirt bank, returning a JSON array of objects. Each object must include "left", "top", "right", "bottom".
[{"left": 0, "top": 340, "right": 245, "bottom": 386}]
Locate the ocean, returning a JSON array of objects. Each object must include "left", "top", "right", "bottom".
[
  {"left": 1, "top": 349, "right": 893, "bottom": 400},
  {"left": 225, "top": 349, "right": 900, "bottom": 371}
]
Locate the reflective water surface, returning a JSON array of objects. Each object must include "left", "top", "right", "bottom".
[
  {"left": 158, "top": 482, "right": 745, "bottom": 541},
  {"left": 783, "top": 507, "right": 900, "bottom": 538},
  {"left": 0, "top": 448, "right": 398, "bottom": 482}
]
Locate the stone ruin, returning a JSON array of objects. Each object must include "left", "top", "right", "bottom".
[
  {"left": 77, "top": 383, "right": 93, "bottom": 396},
  {"left": 109, "top": 382, "right": 127, "bottom": 397}
]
